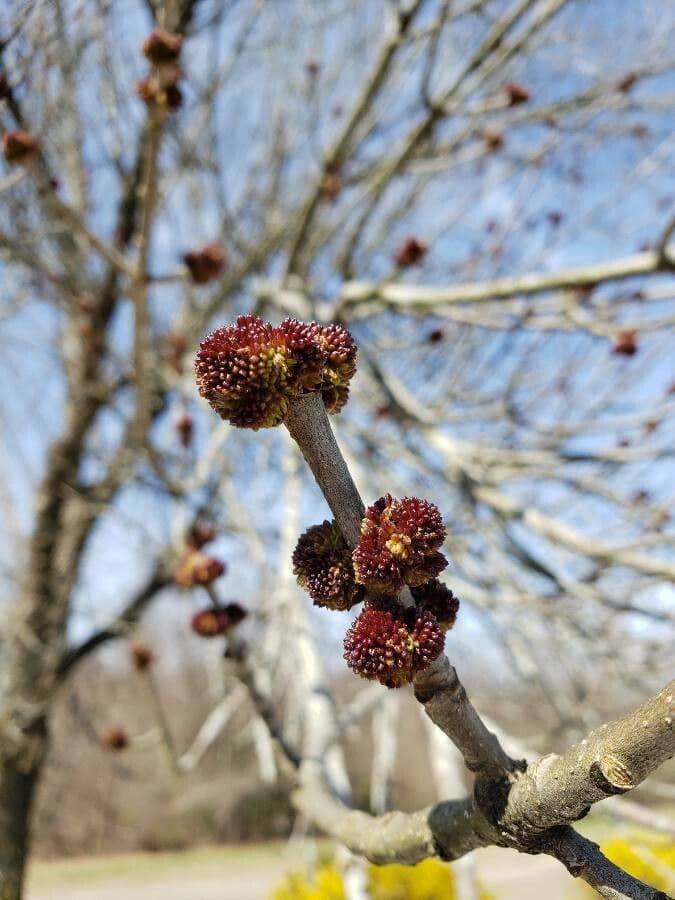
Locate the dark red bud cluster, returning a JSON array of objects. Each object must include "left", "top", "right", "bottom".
[
  {"left": 343, "top": 602, "right": 444, "bottom": 688},
  {"left": 136, "top": 71, "right": 183, "bottom": 110},
  {"left": 138, "top": 30, "right": 184, "bottom": 110},
  {"left": 100, "top": 726, "right": 129, "bottom": 752},
  {"left": 130, "top": 642, "right": 154, "bottom": 671},
  {"left": 176, "top": 412, "right": 194, "bottom": 448},
  {"left": 141, "top": 29, "right": 183, "bottom": 65},
  {"left": 191, "top": 602, "right": 247, "bottom": 638},
  {"left": 613, "top": 329, "right": 638, "bottom": 356},
  {"left": 484, "top": 130, "right": 505, "bottom": 152},
  {"left": 183, "top": 244, "right": 227, "bottom": 284},
  {"left": 174, "top": 550, "right": 226, "bottom": 588},
  {"left": 504, "top": 81, "right": 530, "bottom": 105},
  {"left": 353, "top": 495, "right": 447, "bottom": 594},
  {"left": 411, "top": 580, "right": 459, "bottom": 631},
  {"left": 195, "top": 315, "right": 357, "bottom": 429},
  {"left": 293, "top": 520, "right": 363, "bottom": 611},
  {"left": 393, "top": 237, "right": 428, "bottom": 268},
  {"left": 3, "top": 130, "right": 40, "bottom": 165}
]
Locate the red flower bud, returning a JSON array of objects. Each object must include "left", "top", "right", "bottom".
[
  {"left": 100, "top": 726, "right": 129, "bottom": 751},
  {"left": 317, "top": 323, "right": 357, "bottom": 413},
  {"left": 141, "top": 29, "right": 183, "bottom": 65},
  {"left": 3, "top": 130, "right": 39, "bottom": 165},
  {"left": 412, "top": 580, "right": 459, "bottom": 631},
  {"left": 353, "top": 495, "right": 447, "bottom": 594},
  {"left": 195, "top": 315, "right": 354, "bottom": 429},
  {"left": 191, "top": 603, "right": 247, "bottom": 638},
  {"left": 174, "top": 551, "right": 225, "bottom": 587},
  {"left": 343, "top": 603, "right": 444, "bottom": 688},
  {"left": 484, "top": 130, "right": 504, "bottom": 152},
  {"left": 130, "top": 642, "right": 154, "bottom": 671},
  {"left": 176, "top": 412, "right": 193, "bottom": 448},
  {"left": 393, "top": 237, "right": 428, "bottom": 269},
  {"left": 613, "top": 329, "right": 638, "bottom": 356},
  {"left": 183, "top": 244, "right": 227, "bottom": 284},
  {"left": 616, "top": 72, "right": 638, "bottom": 93},
  {"left": 293, "top": 520, "right": 363, "bottom": 611},
  {"left": 504, "top": 81, "right": 530, "bottom": 105}
]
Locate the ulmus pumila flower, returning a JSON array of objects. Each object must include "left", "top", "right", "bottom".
[
  {"left": 343, "top": 604, "right": 444, "bottom": 688},
  {"left": 504, "top": 81, "right": 530, "bottom": 105},
  {"left": 412, "top": 580, "right": 459, "bottom": 631},
  {"left": 135, "top": 74, "right": 183, "bottom": 110},
  {"left": 141, "top": 29, "right": 182, "bottom": 65},
  {"left": 184, "top": 244, "right": 227, "bottom": 284},
  {"left": 130, "top": 642, "right": 154, "bottom": 671},
  {"left": 353, "top": 495, "right": 447, "bottom": 593},
  {"left": 174, "top": 550, "right": 225, "bottom": 588},
  {"left": 3, "top": 130, "right": 39, "bottom": 165},
  {"left": 176, "top": 412, "right": 193, "bottom": 448},
  {"left": 293, "top": 520, "right": 363, "bottom": 611},
  {"left": 318, "top": 324, "right": 357, "bottom": 413},
  {"left": 613, "top": 329, "right": 638, "bottom": 356},
  {"left": 394, "top": 237, "right": 428, "bottom": 268},
  {"left": 100, "top": 726, "right": 129, "bottom": 752},
  {"left": 195, "top": 315, "right": 347, "bottom": 430},
  {"left": 191, "top": 603, "right": 247, "bottom": 638}
]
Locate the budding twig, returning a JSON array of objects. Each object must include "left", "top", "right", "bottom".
[{"left": 285, "top": 392, "right": 364, "bottom": 548}]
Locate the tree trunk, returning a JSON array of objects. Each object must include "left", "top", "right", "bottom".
[{"left": 0, "top": 758, "right": 40, "bottom": 900}]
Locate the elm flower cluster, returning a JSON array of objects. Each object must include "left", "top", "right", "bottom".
[
  {"left": 343, "top": 603, "right": 444, "bottom": 688},
  {"left": 293, "top": 520, "right": 363, "bottom": 611},
  {"left": 191, "top": 602, "right": 247, "bottom": 638},
  {"left": 174, "top": 550, "right": 225, "bottom": 588},
  {"left": 137, "top": 29, "right": 184, "bottom": 111},
  {"left": 318, "top": 324, "right": 357, "bottom": 413},
  {"left": 412, "top": 580, "right": 459, "bottom": 631},
  {"left": 183, "top": 244, "right": 227, "bottom": 284},
  {"left": 3, "top": 131, "right": 39, "bottom": 165},
  {"left": 141, "top": 29, "right": 182, "bottom": 64},
  {"left": 194, "top": 315, "right": 356, "bottom": 429},
  {"left": 100, "top": 726, "right": 129, "bottom": 752},
  {"left": 130, "top": 642, "right": 154, "bottom": 671},
  {"left": 352, "top": 495, "right": 447, "bottom": 594}
]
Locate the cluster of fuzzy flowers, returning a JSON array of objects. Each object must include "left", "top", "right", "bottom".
[
  {"left": 194, "top": 315, "right": 357, "bottom": 430},
  {"left": 343, "top": 603, "right": 445, "bottom": 689},
  {"left": 292, "top": 520, "right": 363, "bottom": 611},
  {"left": 174, "top": 549, "right": 225, "bottom": 588},
  {"left": 3, "top": 130, "right": 39, "bottom": 165},
  {"left": 183, "top": 243, "right": 227, "bottom": 284},
  {"left": 195, "top": 318, "right": 457, "bottom": 688},
  {"left": 292, "top": 495, "right": 458, "bottom": 689},
  {"left": 136, "top": 28, "right": 184, "bottom": 111},
  {"left": 353, "top": 495, "right": 447, "bottom": 594},
  {"left": 100, "top": 725, "right": 129, "bottom": 752},
  {"left": 191, "top": 602, "right": 248, "bottom": 638}
]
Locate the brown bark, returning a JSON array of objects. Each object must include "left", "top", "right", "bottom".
[{"left": 0, "top": 728, "right": 44, "bottom": 900}]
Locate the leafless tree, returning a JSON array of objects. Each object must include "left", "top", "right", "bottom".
[{"left": 0, "top": 0, "right": 674, "bottom": 898}]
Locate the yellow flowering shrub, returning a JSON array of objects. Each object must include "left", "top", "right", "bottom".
[
  {"left": 576, "top": 836, "right": 675, "bottom": 897},
  {"left": 272, "top": 864, "right": 346, "bottom": 900},
  {"left": 272, "top": 857, "right": 493, "bottom": 900}
]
